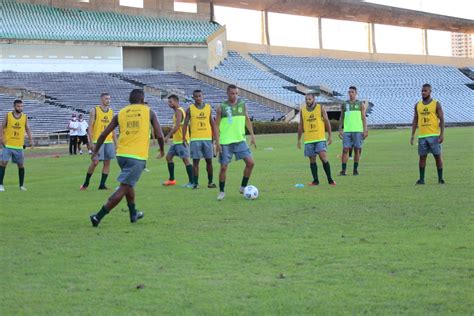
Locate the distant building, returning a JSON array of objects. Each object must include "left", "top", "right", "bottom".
[{"left": 451, "top": 33, "right": 473, "bottom": 58}]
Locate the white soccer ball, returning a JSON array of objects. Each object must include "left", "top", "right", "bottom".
[{"left": 243, "top": 185, "right": 259, "bottom": 200}]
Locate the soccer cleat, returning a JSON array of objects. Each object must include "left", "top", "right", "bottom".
[
  {"left": 79, "top": 150, "right": 83, "bottom": 155},
  {"left": 193, "top": 184, "right": 199, "bottom": 190},
  {"left": 353, "top": 170, "right": 359, "bottom": 176},
  {"left": 20, "top": 186, "right": 27, "bottom": 191},
  {"left": 90, "top": 214, "right": 100, "bottom": 227},
  {"left": 0, "top": 185, "right": 4, "bottom": 192},
  {"left": 162, "top": 180, "right": 176, "bottom": 186},
  {"left": 88, "top": 150, "right": 93, "bottom": 155},
  {"left": 184, "top": 182, "right": 194, "bottom": 189},
  {"left": 130, "top": 211, "right": 144, "bottom": 223},
  {"left": 415, "top": 179, "right": 425, "bottom": 185},
  {"left": 438, "top": 179, "right": 445, "bottom": 184},
  {"left": 207, "top": 183, "right": 217, "bottom": 189},
  {"left": 329, "top": 180, "right": 337, "bottom": 186},
  {"left": 308, "top": 181, "right": 319, "bottom": 186},
  {"left": 217, "top": 192, "right": 225, "bottom": 201},
  {"left": 239, "top": 186, "right": 245, "bottom": 194},
  {"left": 80, "top": 185, "right": 88, "bottom": 191},
  {"left": 98, "top": 185, "right": 110, "bottom": 190},
  {"left": 339, "top": 170, "right": 347, "bottom": 176}
]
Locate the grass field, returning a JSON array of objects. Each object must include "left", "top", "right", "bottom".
[{"left": 1, "top": 128, "right": 473, "bottom": 315}]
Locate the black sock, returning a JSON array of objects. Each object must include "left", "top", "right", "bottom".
[
  {"left": 208, "top": 172, "right": 213, "bottom": 184},
  {"left": 354, "top": 162, "right": 359, "bottom": 171},
  {"left": 219, "top": 181, "right": 225, "bottom": 192},
  {"left": 323, "top": 161, "right": 333, "bottom": 183},
  {"left": 310, "top": 162, "right": 318, "bottom": 183},
  {"left": 194, "top": 175, "right": 199, "bottom": 185},
  {"left": 437, "top": 168, "right": 443, "bottom": 181},
  {"left": 419, "top": 167, "right": 425, "bottom": 181},
  {"left": 342, "top": 163, "right": 347, "bottom": 171},
  {"left": 168, "top": 162, "right": 175, "bottom": 180},
  {"left": 241, "top": 176, "right": 249, "bottom": 187},
  {"left": 128, "top": 203, "right": 136, "bottom": 218},
  {"left": 83, "top": 173, "right": 92, "bottom": 187},
  {"left": 96, "top": 205, "right": 109, "bottom": 220},
  {"left": 0, "top": 166, "right": 5, "bottom": 185},
  {"left": 99, "top": 173, "right": 108, "bottom": 187},
  {"left": 186, "top": 164, "right": 193, "bottom": 183},
  {"left": 18, "top": 167, "right": 25, "bottom": 187}
]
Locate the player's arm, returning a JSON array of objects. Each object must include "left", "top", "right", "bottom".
[
  {"left": 92, "top": 115, "right": 118, "bottom": 160},
  {"left": 150, "top": 109, "right": 165, "bottom": 158},
  {"left": 164, "top": 110, "right": 182, "bottom": 143},
  {"left": 361, "top": 102, "right": 368, "bottom": 139},
  {"left": 0, "top": 114, "right": 7, "bottom": 147},
  {"left": 410, "top": 104, "right": 418, "bottom": 145},
  {"left": 436, "top": 101, "right": 445, "bottom": 144},
  {"left": 214, "top": 106, "right": 222, "bottom": 154},
  {"left": 338, "top": 104, "right": 345, "bottom": 139},
  {"left": 182, "top": 108, "right": 191, "bottom": 144},
  {"left": 87, "top": 108, "right": 96, "bottom": 146},
  {"left": 297, "top": 108, "right": 303, "bottom": 149},
  {"left": 245, "top": 107, "right": 257, "bottom": 149},
  {"left": 209, "top": 107, "right": 217, "bottom": 143},
  {"left": 322, "top": 106, "right": 332, "bottom": 145},
  {"left": 25, "top": 117, "right": 34, "bottom": 148}
]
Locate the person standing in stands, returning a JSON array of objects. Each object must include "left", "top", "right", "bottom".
[
  {"left": 80, "top": 93, "right": 117, "bottom": 190},
  {"left": 89, "top": 89, "right": 165, "bottom": 227},
  {"left": 162, "top": 94, "right": 194, "bottom": 188},
  {"left": 76, "top": 113, "right": 89, "bottom": 155},
  {"left": 215, "top": 84, "right": 257, "bottom": 201},
  {"left": 0, "top": 100, "right": 34, "bottom": 192},
  {"left": 68, "top": 113, "right": 79, "bottom": 155},
  {"left": 338, "top": 86, "right": 368, "bottom": 176},
  {"left": 410, "top": 84, "right": 445, "bottom": 185},
  {"left": 182, "top": 90, "right": 217, "bottom": 189}
]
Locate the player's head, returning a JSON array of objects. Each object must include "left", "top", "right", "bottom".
[
  {"left": 227, "top": 84, "right": 238, "bottom": 103},
  {"left": 129, "top": 89, "right": 144, "bottom": 104},
  {"left": 167, "top": 94, "right": 179, "bottom": 108},
  {"left": 71, "top": 113, "right": 77, "bottom": 120},
  {"left": 13, "top": 100, "right": 23, "bottom": 113},
  {"left": 101, "top": 93, "right": 111, "bottom": 106},
  {"left": 78, "top": 113, "right": 84, "bottom": 121},
  {"left": 348, "top": 86, "right": 357, "bottom": 100},
  {"left": 422, "top": 84, "right": 432, "bottom": 100},
  {"left": 192, "top": 90, "right": 203, "bottom": 104},
  {"left": 305, "top": 93, "right": 315, "bottom": 106}
]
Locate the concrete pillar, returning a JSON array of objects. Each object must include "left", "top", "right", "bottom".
[
  {"left": 422, "top": 28, "right": 429, "bottom": 55},
  {"left": 318, "top": 17, "right": 323, "bottom": 49},
  {"left": 371, "top": 22, "right": 377, "bottom": 53},
  {"left": 263, "top": 10, "right": 270, "bottom": 45}
]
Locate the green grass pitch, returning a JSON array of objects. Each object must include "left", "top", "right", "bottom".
[{"left": 1, "top": 128, "right": 473, "bottom": 314}]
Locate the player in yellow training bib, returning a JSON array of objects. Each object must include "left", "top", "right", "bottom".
[
  {"left": 0, "top": 99, "right": 34, "bottom": 192},
  {"left": 182, "top": 90, "right": 217, "bottom": 189},
  {"left": 297, "top": 93, "right": 336, "bottom": 186},
  {"left": 410, "top": 84, "right": 445, "bottom": 185},
  {"left": 80, "top": 93, "right": 117, "bottom": 191},
  {"left": 89, "top": 89, "right": 165, "bottom": 227},
  {"left": 162, "top": 94, "right": 194, "bottom": 188}
]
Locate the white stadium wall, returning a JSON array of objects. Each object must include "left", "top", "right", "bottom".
[{"left": 0, "top": 44, "right": 123, "bottom": 72}]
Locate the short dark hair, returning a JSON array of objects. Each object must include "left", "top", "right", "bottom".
[
  {"left": 192, "top": 90, "right": 202, "bottom": 95},
  {"left": 306, "top": 92, "right": 316, "bottom": 97},
  {"left": 129, "top": 89, "right": 145, "bottom": 104},
  {"left": 422, "top": 83, "right": 432, "bottom": 89},
  {"left": 349, "top": 86, "right": 357, "bottom": 91},
  {"left": 227, "top": 84, "right": 238, "bottom": 91},
  {"left": 168, "top": 94, "right": 179, "bottom": 102},
  {"left": 100, "top": 93, "right": 110, "bottom": 98},
  {"left": 13, "top": 99, "right": 23, "bottom": 106}
]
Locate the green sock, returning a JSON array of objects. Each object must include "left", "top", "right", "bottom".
[
  {"left": 128, "top": 203, "right": 136, "bottom": 218},
  {"left": 186, "top": 164, "right": 193, "bottom": 183},
  {"left": 437, "top": 168, "right": 443, "bottom": 181},
  {"left": 167, "top": 162, "right": 175, "bottom": 180},
  {"left": 83, "top": 173, "right": 92, "bottom": 187},
  {"left": 194, "top": 175, "right": 199, "bottom": 185},
  {"left": 310, "top": 162, "right": 318, "bottom": 183},
  {"left": 354, "top": 162, "right": 359, "bottom": 171},
  {"left": 219, "top": 181, "right": 225, "bottom": 192},
  {"left": 99, "top": 173, "right": 108, "bottom": 187},
  {"left": 323, "top": 161, "right": 333, "bottom": 183},
  {"left": 241, "top": 176, "right": 249, "bottom": 187},
  {"left": 342, "top": 163, "right": 347, "bottom": 172},
  {"left": 0, "top": 166, "right": 5, "bottom": 185},
  {"left": 208, "top": 173, "right": 213, "bottom": 184},
  {"left": 419, "top": 167, "right": 425, "bottom": 181},
  {"left": 96, "top": 206, "right": 109, "bottom": 220},
  {"left": 18, "top": 167, "right": 25, "bottom": 187}
]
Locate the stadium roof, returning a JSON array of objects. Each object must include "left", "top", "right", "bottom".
[{"left": 197, "top": 0, "right": 474, "bottom": 33}]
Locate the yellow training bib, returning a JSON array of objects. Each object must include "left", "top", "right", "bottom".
[
  {"left": 92, "top": 106, "right": 114, "bottom": 143},
  {"left": 4, "top": 112, "right": 27, "bottom": 149},
  {"left": 189, "top": 103, "right": 212, "bottom": 141},
  {"left": 172, "top": 107, "right": 186, "bottom": 144},
  {"left": 417, "top": 99, "right": 440, "bottom": 138},
  {"left": 116, "top": 104, "right": 151, "bottom": 160},
  {"left": 301, "top": 104, "right": 325, "bottom": 144}
]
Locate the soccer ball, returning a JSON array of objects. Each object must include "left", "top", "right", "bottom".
[{"left": 243, "top": 185, "right": 259, "bottom": 200}]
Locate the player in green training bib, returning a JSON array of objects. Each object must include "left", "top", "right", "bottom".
[{"left": 215, "top": 85, "right": 257, "bottom": 201}]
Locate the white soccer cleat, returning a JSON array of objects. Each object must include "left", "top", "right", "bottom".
[
  {"left": 20, "top": 186, "right": 27, "bottom": 191},
  {"left": 0, "top": 185, "right": 4, "bottom": 192},
  {"left": 217, "top": 192, "right": 225, "bottom": 201},
  {"left": 239, "top": 186, "right": 245, "bottom": 194}
]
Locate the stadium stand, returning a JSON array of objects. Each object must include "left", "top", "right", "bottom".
[
  {"left": 2, "top": 0, "right": 221, "bottom": 43},
  {"left": 250, "top": 53, "right": 474, "bottom": 124}
]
